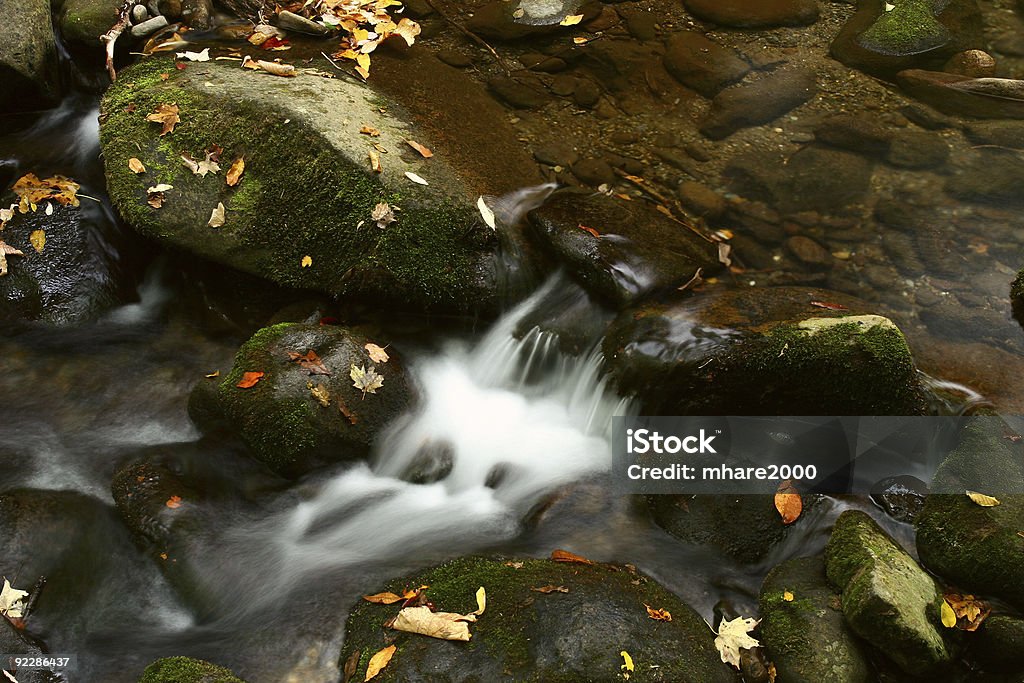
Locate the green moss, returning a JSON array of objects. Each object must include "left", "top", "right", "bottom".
[
  {"left": 858, "top": 0, "right": 949, "bottom": 53},
  {"left": 138, "top": 656, "right": 245, "bottom": 683}
]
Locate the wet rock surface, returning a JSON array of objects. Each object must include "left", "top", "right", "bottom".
[
  {"left": 682, "top": 0, "right": 819, "bottom": 28},
  {"left": 0, "top": 0, "right": 59, "bottom": 112}
]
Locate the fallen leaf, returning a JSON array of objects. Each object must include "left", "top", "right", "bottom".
[
  {"left": 393, "top": 18, "right": 421, "bottom": 46},
  {"left": 342, "top": 649, "right": 361, "bottom": 683},
  {"left": 208, "top": 202, "right": 226, "bottom": 227},
  {"left": 368, "top": 149, "right": 383, "bottom": 173},
  {"left": 404, "top": 171, "right": 428, "bottom": 186},
  {"left": 147, "top": 183, "right": 173, "bottom": 194},
  {"left": 351, "top": 364, "right": 384, "bottom": 397},
  {"left": 29, "top": 230, "right": 45, "bottom": 253},
  {"left": 371, "top": 202, "right": 396, "bottom": 228},
  {"left": 717, "top": 242, "right": 733, "bottom": 268},
  {"left": 560, "top": 14, "right": 583, "bottom": 26},
  {"left": 360, "top": 125, "right": 381, "bottom": 137},
  {"left": 309, "top": 383, "right": 331, "bottom": 407},
  {"left": 13, "top": 173, "right": 80, "bottom": 211},
  {"left": 256, "top": 60, "right": 297, "bottom": 77},
  {"left": 531, "top": 585, "right": 569, "bottom": 594},
  {"left": 715, "top": 616, "right": 760, "bottom": 669},
  {"left": 237, "top": 371, "right": 265, "bottom": 388},
  {"left": 0, "top": 240, "right": 25, "bottom": 277},
  {"left": 364, "top": 645, "right": 395, "bottom": 681},
  {"left": 146, "top": 103, "right": 181, "bottom": 136},
  {"left": 363, "top": 592, "right": 405, "bottom": 605},
  {"left": 301, "top": 255, "right": 313, "bottom": 268},
  {"left": 289, "top": 349, "right": 331, "bottom": 375},
  {"left": 226, "top": 157, "right": 245, "bottom": 186},
  {"left": 177, "top": 47, "right": 211, "bottom": 61},
  {"left": 0, "top": 578, "right": 29, "bottom": 618},
  {"left": 406, "top": 140, "right": 433, "bottom": 158},
  {"left": 205, "top": 370, "right": 220, "bottom": 378},
  {"left": 365, "top": 343, "right": 390, "bottom": 363},
  {"left": 620, "top": 651, "right": 634, "bottom": 678},
  {"left": 390, "top": 606, "right": 474, "bottom": 641},
  {"left": 477, "top": 196, "right": 496, "bottom": 230},
  {"left": 774, "top": 480, "right": 802, "bottom": 525},
  {"left": 165, "top": 495, "right": 182, "bottom": 509},
  {"left": 578, "top": 224, "right": 600, "bottom": 238},
  {"left": 783, "top": 591, "right": 794, "bottom": 602},
  {"left": 966, "top": 490, "right": 1000, "bottom": 507},
  {"left": 147, "top": 192, "right": 165, "bottom": 209},
  {"left": 810, "top": 300, "right": 849, "bottom": 311},
  {"left": 943, "top": 592, "right": 990, "bottom": 631},
  {"left": 505, "top": 561, "right": 524, "bottom": 569},
  {"left": 941, "top": 599, "right": 957, "bottom": 628},
  {"left": 471, "top": 586, "right": 486, "bottom": 616},
  {"left": 339, "top": 399, "right": 358, "bottom": 425},
  {"left": 551, "top": 549, "right": 593, "bottom": 565},
  {"left": 645, "top": 604, "right": 672, "bottom": 621},
  {"left": 128, "top": 158, "right": 146, "bottom": 174},
  {"left": 182, "top": 151, "right": 221, "bottom": 177}
]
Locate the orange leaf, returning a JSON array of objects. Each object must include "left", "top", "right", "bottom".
[
  {"left": 288, "top": 350, "right": 331, "bottom": 376},
  {"left": 360, "top": 125, "right": 381, "bottom": 137},
  {"left": 405, "top": 140, "right": 433, "bottom": 158},
  {"left": 145, "top": 103, "right": 180, "bottom": 136},
  {"left": 236, "top": 371, "right": 265, "bottom": 388},
  {"left": 531, "top": 585, "right": 570, "bottom": 594},
  {"left": 645, "top": 604, "right": 672, "bottom": 621},
  {"left": 578, "top": 224, "right": 600, "bottom": 238},
  {"left": 165, "top": 495, "right": 182, "bottom": 509},
  {"left": 774, "top": 480, "right": 802, "bottom": 525},
  {"left": 226, "top": 157, "right": 245, "bottom": 186},
  {"left": 363, "top": 592, "right": 404, "bottom": 604},
  {"left": 365, "top": 644, "right": 395, "bottom": 681},
  {"left": 551, "top": 549, "right": 593, "bottom": 565}
]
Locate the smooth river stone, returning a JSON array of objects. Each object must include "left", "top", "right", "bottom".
[{"left": 683, "top": 0, "right": 820, "bottom": 28}]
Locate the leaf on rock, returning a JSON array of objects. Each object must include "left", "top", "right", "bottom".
[
  {"left": 237, "top": 371, "right": 265, "bottom": 388},
  {"left": 13, "top": 173, "right": 80, "bottom": 211},
  {"left": 146, "top": 183, "right": 172, "bottom": 209},
  {"left": 29, "top": 230, "right": 45, "bottom": 253},
  {"left": 471, "top": 586, "right": 486, "bottom": 616},
  {"left": 301, "top": 255, "right": 313, "bottom": 268},
  {"left": 404, "top": 171, "right": 428, "bottom": 186},
  {"left": 715, "top": 616, "right": 760, "bottom": 669},
  {"left": 943, "top": 592, "right": 990, "bottom": 631},
  {"left": 368, "top": 149, "right": 383, "bottom": 173},
  {"left": 360, "top": 125, "right": 381, "bottom": 137},
  {"left": 339, "top": 399, "right": 358, "bottom": 425},
  {"left": 559, "top": 14, "right": 583, "bottom": 26},
  {"left": 774, "top": 480, "right": 802, "bottom": 525},
  {"left": 365, "top": 343, "right": 390, "bottom": 363},
  {"left": 129, "top": 157, "right": 147, "bottom": 174},
  {"left": 289, "top": 349, "right": 331, "bottom": 375},
  {"left": 364, "top": 644, "right": 395, "bottom": 681},
  {"left": 182, "top": 151, "right": 221, "bottom": 177},
  {"left": 165, "top": 495, "right": 182, "bottom": 509},
  {"left": 966, "top": 490, "right": 1000, "bottom": 507},
  {"left": 226, "top": 157, "right": 245, "bottom": 186},
  {"left": 205, "top": 370, "right": 220, "bottom": 378},
  {"left": 941, "top": 600, "right": 957, "bottom": 628},
  {"left": 578, "top": 224, "right": 600, "bottom": 238},
  {"left": 531, "top": 585, "right": 569, "bottom": 594},
  {"left": 390, "top": 606, "right": 473, "bottom": 641},
  {"left": 363, "top": 592, "right": 404, "bottom": 605},
  {"left": 406, "top": 140, "right": 433, "bottom": 158},
  {"left": 146, "top": 103, "right": 181, "bottom": 136},
  {"left": 208, "top": 202, "right": 226, "bottom": 228},
  {"left": 551, "top": 549, "right": 593, "bottom": 564},
  {"left": 620, "top": 651, "right": 634, "bottom": 678},
  {"left": 477, "top": 196, "right": 496, "bottom": 230},
  {"left": 0, "top": 240, "right": 25, "bottom": 277},
  {"left": 394, "top": 18, "right": 421, "bottom": 46},
  {"left": 783, "top": 591, "right": 794, "bottom": 602},
  {"left": 254, "top": 59, "right": 297, "bottom": 77},
  {"left": 176, "top": 47, "right": 211, "bottom": 61},
  {"left": 371, "top": 202, "right": 396, "bottom": 229},
  {"left": 0, "top": 578, "right": 29, "bottom": 619},
  {"left": 309, "top": 382, "right": 331, "bottom": 407},
  {"left": 350, "top": 364, "right": 384, "bottom": 397},
  {"left": 645, "top": 604, "right": 672, "bottom": 622}
]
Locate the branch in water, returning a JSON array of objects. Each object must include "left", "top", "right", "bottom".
[{"left": 100, "top": 0, "right": 136, "bottom": 82}]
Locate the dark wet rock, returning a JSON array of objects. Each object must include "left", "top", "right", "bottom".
[
  {"left": 188, "top": 322, "right": 415, "bottom": 476},
  {"left": 897, "top": 70, "right": 1024, "bottom": 119},
  {"left": 786, "top": 235, "right": 832, "bottom": 268},
  {"left": 400, "top": 440, "right": 455, "bottom": 484},
  {"left": 527, "top": 192, "right": 721, "bottom": 307},
  {"left": 813, "top": 114, "right": 893, "bottom": 157},
  {"left": 760, "top": 556, "right": 872, "bottom": 683},
  {"left": 900, "top": 102, "right": 957, "bottom": 129},
  {"left": 570, "top": 157, "right": 616, "bottom": 186},
  {"left": 532, "top": 140, "right": 579, "bottom": 167},
  {"left": 963, "top": 120, "right": 1024, "bottom": 148},
  {"left": 831, "top": 0, "right": 983, "bottom": 77},
  {"left": 550, "top": 74, "right": 577, "bottom": 96},
  {"left": 342, "top": 556, "right": 736, "bottom": 683},
  {"left": 603, "top": 286, "right": 927, "bottom": 415},
  {"left": 970, "top": 614, "right": 1024, "bottom": 672},
  {"left": 100, "top": 55, "right": 540, "bottom": 314},
  {"left": 946, "top": 148, "right": 1024, "bottom": 205},
  {"left": 487, "top": 75, "right": 553, "bottom": 109},
  {"left": 435, "top": 49, "right": 473, "bottom": 68},
  {"left": 0, "top": 201, "right": 133, "bottom": 325},
  {"left": 677, "top": 180, "right": 726, "bottom": 219},
  {"left": 916, "top": 419, "right": 1024, "bottom": 610},
  {"left": 112, "top": 459, "right": 201, "bottom": 549},
  {"left": 826, "top": 510, "right": 955, "bottom": 675},
  {"left": 662, "top": 31, "right": 750, "bottom": 98},
  {"left": 573, "top": 79, "right": 602, "bottom": 108},
  {"left": 139, "top": 657, "right": 245, "bottom": 683},
  {"left": 682, "top": 0, "right": 819, "bottom": 28},
  {"left": 0, "top": 0, "right": 59, "bottom": 112},
  {"left": 514, "top": 276, "right": 613, "bottom": 354},
  {"left": 943, "top": 49, "right": 996, "bottom": 77},
  {"left": 1013, "top": 269, "right": 1023, "bottom": 324},
  {"left": 466, "top": 0, "right": 590, "bottom": 41},
  {"left": 521, "top": 52, "right": 567, "bottom": 73},
  {"left": 0, "top": 617, "right": 63, "bottom": 683},
  {"left": 870, "top": 475, "right": 928, "bottom": 523},
  {"left": 886, "top": 130, "right": 950, "bottom": 169},
  {"left": 60, "top": 0, "right": 121, "bottom": 50},
  {"left": 624, "top": 11, "right": 659, "bottom": 41},
  {"left": 724, "top": 146, "right": 873, "bottom": 215},
  {"left": 700, "top": 68, "right": 817, "bottom": 140},
  {"left": 275, "top": 9, "right": 329, "bottom": 36}
]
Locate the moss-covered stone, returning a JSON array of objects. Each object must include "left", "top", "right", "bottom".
[
  {"left": 916, "top": 419, "right": 1024, "bottom": 610},
  {"left": 60, "top": 0, "right": 121, "bottom": 48},
  {"left": 825, "top": 510, "right": 954, "bottom": 675},
  {"left": 99, "top": 57, "right": 504, "bottom": 313},
  {"left": 858, "top": 0, "right": 950, "bottom": 54},
  {"left": 760, "top": 556, "right": 872, "bottom": 683},
  {"left": 603, "top": 286, "right": 927, "bottom": 416},
  {"left": 0, "top": 0, "right": 60, "bottom": 112},
  {"left": 342, "top": 556, "right": 738, "bottom": 683},
  {"left": 189, "top": 322, "right": 415, "bottom": 475},
  {"left": 138, "top": 656, "right": 245, "bottom": 683}
]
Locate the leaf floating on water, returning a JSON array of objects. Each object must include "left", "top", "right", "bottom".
[
  {"left": 364, "top": 644, "right": 395, "bottom": 681},
  {"left": 715, "top": 616, "right": 760, "bottom": 669},
  {"left": 128, "top": 157, "right": 146, "bottom": 174},
  {"left": 404, "top": 171, "right": 429, "bottom": 186},
  {"left": 146, "top": 103, "right": 180, "bottom": 136},
  {"left": 226, "top": 157, "right": 245, "bottom": 186},
  {"left": 559, "top": 14, "right": 584, "bottom": 26},
  {"left": 551, "top": 549, "right": 593, "bottom": 565},
  {"left": 774, "top": 479, "right": 802, "bottom": 525},
  {"left": 176, "top": 47, "right": 211, "bottom": 62},
  {"left": 365, "top": 343, "right": 390, "bottom": 363},
  {"left": 29, "top": 230, "right": 45, "bottom": 253},
  {"left": 165, "top": 495, "right": 182, "bottom": 509},
  {"left": 363, "top": 592, "right": 405, "bottom": 605},
  {"left": 477, "top": 196, "right": 496, "bottom": 230},
  {"left": 531, "top": 585, "right": 569, "bottom": 594},
  {"left": 941, "top": 599, "right": 957, "bottom": 628},
  {"left": 236, "top": 371, "right": 265, "bottom": 388},
  {"left": 350, "top": 364, "right": 384, "bottom": 397},
  {"left": 289, "top": 349, "right": 331, "bottom": 375},
  {"left": 208, "top": 202, "right": 226, "bottom": 227},
  {"left": 966, "top": 490, "right": 1000, "bottom": 507},
  {"left": 0, "top": 578, "right": 29, "bottom": 619},
  {"left": 645, "top": 604, "right": 672, "bottom": 622},
  {"left": 406, "top": 140, "right": 433, "bottom": 158}
]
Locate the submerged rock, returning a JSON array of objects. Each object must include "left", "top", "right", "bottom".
[
  {"left": 527, "top": 192, "right": 721, "bottom": 307},
  {"left": 0, "top": 0, "right": 60, "bottom": 112},
  {"left": 700, "top": 67, "right": 817, "bottom": 139},
  {"left": 760, "top": 556, "right": 872, "bottom": 683},
  {"left": 946, "top": 148, "right": 1024, "bottom": 206},
  {"left": 897, "top": 70, "right": 1024, "bottom": 119},
  {"left": 342, "top": 556, "right": 736, "bottom": 682},
  {"left": 602, "top": 286, "right": 927, "bottom": 415},
  {"left": 138, "top": 657, "right": 245, "bottom": 682},
  {"left": 916, "top": 419, "right": 1024, "bottom": 610},
  {"left": 99, "top": 55, "right": 539, "bottom": 314},
  {"left": 825, "top": 510, "right": 955, "bottom": 674},
  {"left": 188, "top": 322, "right": 415, "bottom": 476},
  {"left": 662, "top": 31, "right": 750, "bottom": 98},
  {"left": 682, "top": 0, "right": 819, "bottom": 28}
]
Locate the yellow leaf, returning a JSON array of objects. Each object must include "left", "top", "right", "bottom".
[
  {"left": 357, "top": 53, "right": 371, "bottom": 74},
  {"left": 559, "top": 14, "right": 583, "bottom": 26},
  {"left": 128, "top": 158, "right": 146, "bottom": 174},
  {"left": 365, "top": 644, "right": 395, "bottom": 681},
  {"left": 365, "top": 343, "right": 390, "bottom": 363},
  {"left": 472, "top": 586, "right": 486, "bottom": 616},
  {"left": 645, "top": 604, "right": 672, "bottom": 621},
  {"left": 783, "top": 591, "right": 794, "bottom": 602},
  {"left": 941, "top": 600, "right": 957, "bottom": 628},
  {"left": 208, "top": 202, "right": 226, "bottom": 228},
  {"left": 29, "top": 230, "right": 45, "bottom": 253},
  {"left": 966, "top": 490, "right": 1000, "bottom": 507},
  {"left": 301, "top": 255, "right": 313, "bottom": 268},
  {"left": 620, "top": 651, "right": 634, "bottom": 674},
  {"left": 309, "top": 382, "right": 330, "bottom": 407},
  {"left": 205, "top": 370, "right": 220, "bottom": 378},
  {"left": 363, "top": 592, "right": 403, "bottom": 604},
  {"left": 226, "top": 157, "right": 245, "bottom": 186}
]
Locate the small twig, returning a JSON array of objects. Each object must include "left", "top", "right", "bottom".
[
  {"left": 21, "top": 577, "right": 45, "bottom": 620},
  {"left": 77, "top": 193, "right": 103, "bottom": 203},
  {"left": 423, "top": 0, "right": 513, "bottom": 75},
  {"left": 321, "top": 51, "right": 343, "bottom": 70},
  {"left": 100, "top": 0, "right": 137, "bottom": 82}
]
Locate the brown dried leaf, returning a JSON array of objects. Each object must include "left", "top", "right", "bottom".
[
  {"left": 226, "top": 157, "right": 245, "bottom": 186},
  {"left": 257, "top": 60, "right": 296, "bottom": 77},
  {"left": 368, "top": 149, "right": 383, "bottom": 173},
  {"left": 551, "top": 549, "right": 593, "bottom": 565},
  {"left": 128, "top": 158, "right": 146, "bottom": 174},
  {"left": 406, "top": 140, "right": 433, "bottom": 158},
  {"left": 365, "top": 343, "right": 390, "bottom": 363},
  {"left": 774, "top": 480, "right": 802, "bottom": 525},
  {"left": 360, "top": 125, "right": 381, "bottom": 137},
  {"left": 165, "top": 495, "right": 182, "bottom": 509},
  {"left": 236, "top": 371, "right": 265, "bottom": 388},
  {"left": 208, "top": 202, "right": 226, "bottom": 228},
  {"left": 363, "top": 592, "right": 404, "bottom": 605},
  {"left": 531, "top": 585, "right": 569, "bottom": 594},
  {"left": 645, "top": 604, "right": 672, "bottom": 621},
  {"left": 146, "top": 103, "right": 180, "bottom": 136},
  {"left": 288, "top": 350, "right": 331, "bottom": 376},
  {"left": 390, "top": 606, "right": 472, "bottom": 641},
  {"left": 364, "top": 644, "right": 395, "bottom": 681}
]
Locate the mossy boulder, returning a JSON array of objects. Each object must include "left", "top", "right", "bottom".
[
  {"left": 138, "top": 656, "right": 245, "bottom": 683},
  {"left": 0, "top": 0, "right": 60, "bottom": 112},
  {"left": 602, "top": 286, "right": 927, "bottom": 415},
  {"left": 915, "top": 419, "right": 1024, "bottom": 610},
  {"left": 342, "top": 556, "right": 738, "bottom": 682},
  {"left": 59, "top": 0, "right": 121, "bottom": 50},
  {"left": 759, "top": 556, "right": 872, "bottom": 683},
  {"left": 99, "top": 55, "right": 533, "bottom": 314},
  {"left": 970, "top": 614, "right": 1024, "bottom": 672},
  {"left": 825, "top": 510, "right": 955, "bottom": 675},
  {"left": 188, "top": 322, "right": 415, "bottom": 476},
  {"left": 527, "top": 192, "right": 721, "bottom": 308}
]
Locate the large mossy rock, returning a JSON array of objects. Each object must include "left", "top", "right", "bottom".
[
  {"left": 99, "top": 54, "right": 538, "bottom": 313},
  {"left": 0, "top": 0, "right": 60, "bottom": 112},
  {"left": 188, "top": 322, "right": 414, "bottom": 476},
  {"left": 825, "top": 510, "right": 955, "bottom": 675},
  {"left": 342, "top": 556, "right": 737, "bottom": 683},
  {"left": 759, "top": 556, "right": 872, "bottom": 683},
  {"left": 916, "top": 419, "right": 1024, "bottom": 610},
  {"left": 138, "top": 656, "right": 245, "bottom": 683},
  {"left": 602, "top": 286, "right": 927, "bottom": 415},
  {"left": 59, "top": 0, "right": 121, "bottom": 50}
]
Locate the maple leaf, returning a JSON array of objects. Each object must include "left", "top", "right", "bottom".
[
  {"left": 146, "top": 103, "right": 180, "bottom": 136},
  {"left": 13, "top": 173, "right": 80, "bottom": 211},
  {"left": 289, "top": 349, "right": 331, "bottom": 375},
  {"left": 365, "top": 343, "right": 389, "bottom": 363},
  {"left": 371, "top": 202, "right": 395, "bottom": 228},
  {"left": 182, "top": 151, "right": 221, "bottom": 177},
  {"left": 714, "top": 616, "right": 760, "bottom": 669},
  {"left": 393, "top": 18, "right": 421, "bottom": 46},
  {"left": 350, "top": 363, "right": 383, "bottom": 397},
  {"left": 226, "top": 157, "right": 245, "bottom": 186},
  {"left": 0, "top": 578, "right": 28, "bottom": 619}
]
